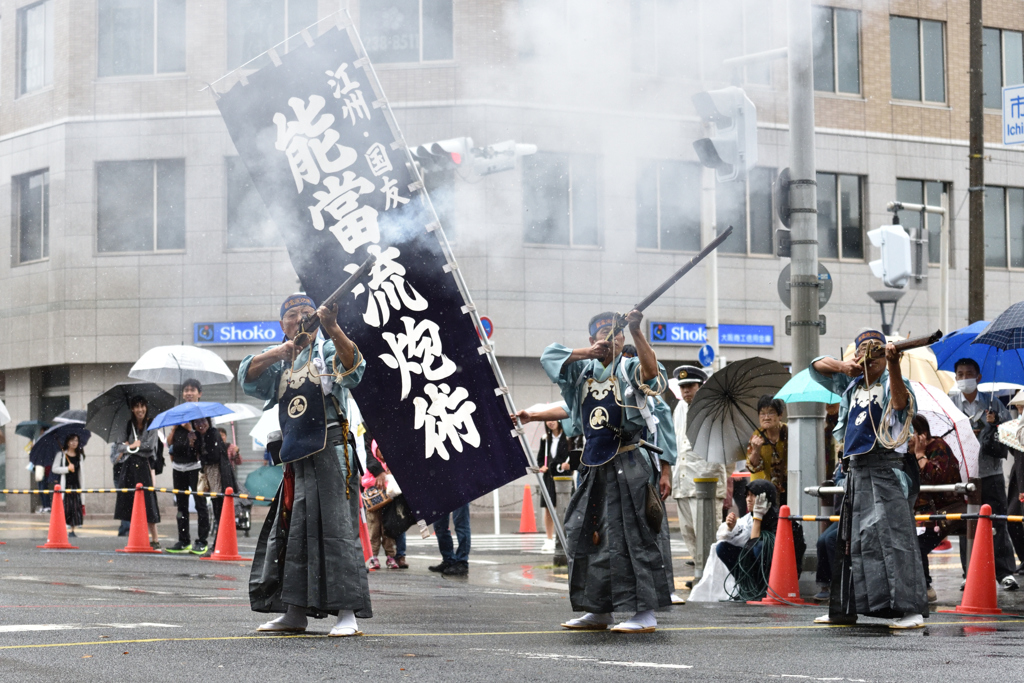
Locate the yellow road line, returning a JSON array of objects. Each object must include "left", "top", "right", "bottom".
[{"left": 1, "top": 619, "right": 1020, "bottom": 650}]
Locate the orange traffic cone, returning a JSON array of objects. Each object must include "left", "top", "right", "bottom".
[
  {"left": 945, "top": 504, "right": 1003, "bottom": 615},
  {"left": 748, "top": 505, "right": 808, "bottom": 606},
  {"left": 116, "top": 483, "right": 161, "bottom": 554},
  {"left": 37, "top": 484, "right": 77, "bottom": 550},
  {"left": 358, "top": 498, "right": 372, "bottom": 564},
  {"left": 518, "top": 484, "right": 537, "bottom": 534},
  {"left": 202, "top": 488, "right": 245, "bottom": 562}
]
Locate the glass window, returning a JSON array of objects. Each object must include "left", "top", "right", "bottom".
[
  {"left": 522, "top": 152, "right": 599, "bottom": 247},
  {"left": 896, "top": 178, "right": 947, "bottom": 264},
  {"left": 817, "top": 172, "right": 862, "bottom": 260},
  {"left": 19, "top": 0, "right": 53, "bottom": 94},
  {"left": 98, "top": 0, "right": 186, "bottom": 76},
  {"left": 635, "top": 160, "right": 701, "bottom": 251},
  {"left": 226, "top": 157, "right": 282, "bottom": 249},
  {"left": 227, "top": 0, "right": 317, "bottom": 69},
  {"left": 983, "top": 28, "right": 1024, "bottom": 109},
  {"left": 97, "top": 160, "right": 185, "bottom": 253},
  {"left": 361, "top": 0, "right": 454, "bottom": 64},
  {"left": 890, "top": 16, "right": 945, "bottom": 103},
  {"left": 16, "top": 170, "right": 49, "bottom": 263},
  {"left": 985, "top": 185, "right": 1024, "bottom": 268},
  {"left": 813, "top": 6, "right": 860, "bottom": 94}
]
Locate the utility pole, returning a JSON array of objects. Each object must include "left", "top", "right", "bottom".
[
  {"left": 968, "top": 0, "right": 985, "bottom": 323},
  {"left": 786, "top": 0, "right": 822, "bottom": 548},
  {"left": 702, "top": 163, "right": 719, "bottom": 370}
]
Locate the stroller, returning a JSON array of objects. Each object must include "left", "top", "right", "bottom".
[{"left": 235, "top": 485, "right": 253, "bottom": 537}]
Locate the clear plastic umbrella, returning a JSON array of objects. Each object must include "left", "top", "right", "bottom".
[
  {"left": 0, "top": 399, "right": 10, "bottom": 427},
  {"left": 686, "top": 357, "right": 791, "bottom": 464},
  {"left": 249, "top": 409, "right": 281, "bottom": 448},
  {"left": 911, "top": 380, "right": 979, "bottom": 482},
  {"left": 212, "top": 403, "right": 262, "bottom": 425},
  {"left": 129, "top": 345, "right": 233, "bottom": 386}
]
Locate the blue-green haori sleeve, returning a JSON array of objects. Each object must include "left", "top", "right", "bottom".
[
  {"left": 653, "top": 396, "right": 677, "bottom": 466},
  {"left": 238, "top": 347, "right": 285, "bottom": 408}
]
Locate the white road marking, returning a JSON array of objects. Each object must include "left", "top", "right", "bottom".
[
  {"left": 0, "top": 623, "right": 180, "bottom": 633},
  {"left": 476, "top": 649, "right": 691, "bottom": 669}
]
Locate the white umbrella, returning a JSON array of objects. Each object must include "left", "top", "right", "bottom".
[
  {"left": 129, "top": 345, "right": 233, "bottom": 386},
  {"left": 911, "top": 380, "right": 980, "bottom": 482},
  {"left": 249, "top": 408, "right": 280, "bottom": 448},
  {"left": 0, "top": 399, "right": 10, "bottom": 427},
  {"left": 977, "top": 382, "right": 1024, "bottom": 395},
  {"left": 212, "top": 402, "right": 262, "bottom": 425}
]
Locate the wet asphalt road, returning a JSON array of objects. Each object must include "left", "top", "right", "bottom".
[{"left": 2, "top": 515, "right": 1024, "bottom": 682}]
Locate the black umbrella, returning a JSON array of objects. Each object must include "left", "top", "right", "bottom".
[
  {"left": 15, "top": 420, "right": 51, "bottom": 440},
  {"left": 29, "top": 423, "right": 91, "bottom": 467},
  {"left": 685, "top": 357, "right": 791, "bottom": 464},
  {"left": 972, "top": 301, "right": 1024, "bottom": 350},
  {"left": 86, "top": 382, "right": 176, "bottom": 442}
]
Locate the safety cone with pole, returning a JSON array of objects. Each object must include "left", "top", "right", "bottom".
[
  {"left": 37, "top": 484, "right": 78, "bottom": 550},
  {"left": 941, "top": 504, "right": 1003, "bottom": 615},
  {"left": 748, "top": 505, "right": 809, "bottom": 606},
  {"left": 116, "top": 484, "right": 161, "bottom": 554},
  {"left": 202, "top": 488, "right": 246, "bottom": 561},
  {"left": 358, "top": 496, "right": 372, "bottom": 565},
  {"left": 518, "top": 484, "right": 538, "bottom": 534}
]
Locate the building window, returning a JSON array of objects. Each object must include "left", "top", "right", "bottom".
[
  {"left": 97, "top": 160, "right": 185, "bottom": 253},
  {"left": 19, "top": 0, "right": 53, "bottom": 94},
  {"left": 984, "top": 186, "right": 1024, "bottom": 269},
  {"left": 890, "top": 16, "right": 945, "bottom": 103},
  {"left": 38, "top": 365, "right": 70, "bottom": 425},
  {"left": 361, "top": 0, "right": 454, "bottom": 64},
  {"left": 15, "top": 170, "right": 49, "bottom": 264},
  {"left": 817, "top": 172, "right": 863, "bottom": 260},
  {"left": 226, "top": 157, "right": 281, "bottom": 249},
  {"left": 227, "top": 0, "right": 317, "bottom": 69},
  {"left": 636, "top": 163, "right": 774, "bottom": 255},
  {"left": 896, "top": 179, "right": 948, "bottom": 265},
  {"left": 629, "top": 0, "right": 700, "bottom": 79},
  {"left": 636, "top": 160, "right": 701, "bottom": 251},
  {"left": 983, "top": 28, "right": 1024, "bottom": 110},
  {"left": 522, "top": 152, "right": 599, "bottom": 247},
  {"left": 98, "top": 0, "right": 186, "bottom": 77},
  {"left": 813, "top": 6, "right": 860, "bottom": 94}
]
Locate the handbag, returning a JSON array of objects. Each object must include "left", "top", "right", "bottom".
[{"left": 361, "top": 486, "right": 392, "bottom": 512}]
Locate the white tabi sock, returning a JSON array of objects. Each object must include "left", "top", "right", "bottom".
[
  {"left": 258, "top": 604, "right": 307, "bottom": 631},
  {"left": 329, "top": 610, "right": 360, "bottom": 636},
  {"left": 629, "top": 610, "right": 656, "bottom": 627},
  {"left": 581, "top": 612, "right": 613, "bottom": 625}
]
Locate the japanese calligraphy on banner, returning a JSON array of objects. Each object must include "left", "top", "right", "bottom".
[{"left": 214, "top": 21, "right": 527, "bottom": 523}]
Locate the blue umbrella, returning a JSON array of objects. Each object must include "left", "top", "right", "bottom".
[
  {"left": 775, "top": 368, "right": 842, "bottom": 404},
  {"left": 28, "top": 423, "right": 91, "bottom": 467},
  {"left": 972, "top": 302, "right": 1024, "bottom": 350},
  {"left": 930, "top": 321, "right": 1024, "bottom": 385},
  {"left": 148, "top": 401, "right": 233, "bottom": 430}
]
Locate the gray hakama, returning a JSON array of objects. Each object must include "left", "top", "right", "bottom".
[
  {"left": 846, "top": 451, "right": 929, "bottom": 618},
  {"left": 249, "top": 426, "right": 371, "bottom": 619},
  {"left": 564, "top": 451, "right": 673, "bottom": 614}
]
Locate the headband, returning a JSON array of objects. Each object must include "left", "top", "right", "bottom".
[
  {"left": 589, "top": 315, "right": 617, "bottom": 337},
  {"left": 854, "top": 329, "right": 886, "bottom": 348},
  {"left": 280, "top": 293, "right": 316, "bottom": 319}
]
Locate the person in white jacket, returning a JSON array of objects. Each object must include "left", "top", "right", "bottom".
[
  {"left": 671, "top": 365, "right": 727, "bottom": 584},
  {"left": 689, "top": 505, "right": 753, "bottom": 601}
]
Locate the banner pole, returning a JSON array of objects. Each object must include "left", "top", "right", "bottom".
[{"left": 342, "top": 11, "right": 567, "bottom": 551}]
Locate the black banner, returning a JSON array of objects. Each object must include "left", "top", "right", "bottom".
[{"left": 214, "top": 21, "right": 527, "bottom": 523}]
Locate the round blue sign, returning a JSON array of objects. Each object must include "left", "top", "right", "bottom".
[
  {"left": 698, "top": 344, "right": 715, "bottom": 368},
  {"left": 479, "top": 316, "right": 494, "bottom": 339}
]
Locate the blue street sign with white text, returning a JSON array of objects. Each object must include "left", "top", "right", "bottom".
[
  {"left": 1004, "top": 84, "right": 1024, "bottom": 145},
  {"left": 648, "top": 321, "right": 775, "bottom": 348},
  {"left": 194, "top": 321, "right": 285, "bottom": 345}
]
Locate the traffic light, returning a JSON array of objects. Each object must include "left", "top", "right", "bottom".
[
  {"left": 691, "top": 87, "right": 758, "bottom": 182},
  {"left": 410, "top": 137, "right": 473, "bottom": 173},
  {"left": 868, "top": 225, "right": 912, "bottom": 289},
  {"left": 410, "top": 137, "right": 536, "bottom": 177}
]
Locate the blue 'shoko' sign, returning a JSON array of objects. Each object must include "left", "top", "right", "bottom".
[
  {"left": 194, "top": 322, "right": 285, "bottom": 345},
  {"left": 649, "top": 322, "right": 775, "bottom": 347}
]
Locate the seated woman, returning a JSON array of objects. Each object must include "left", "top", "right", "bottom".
[
  {"left": 910, "top": 415, "right": 964, "bottom": 603},
  {"left": 689, "top": 479, "right": 779, "bottom": 602}
]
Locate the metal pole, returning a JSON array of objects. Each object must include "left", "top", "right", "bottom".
[
  {"left": 702, "top": 165, "right": 719, "bottom": 370},
  {"left": 940, "top": 191, "right": 950, "bottom": 332},
  {"left": 786, "top": 0, "right": 821, "bottom": 551},
  {"left": 492, "top": 489, "right": 500, "bottom": 535},
  {"left": 968, "top": 0, "right": 985, "bottom": 323}
]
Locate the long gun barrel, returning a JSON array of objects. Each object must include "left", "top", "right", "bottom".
[
  {"left": 634, "top": 225, "right": 734, "bottom": 312},
  {"left": 862, "top": 329, "right": 943, "bottom": 359},
  {"left": 293, "top": 254, "right": 377, "bottom": 345}
]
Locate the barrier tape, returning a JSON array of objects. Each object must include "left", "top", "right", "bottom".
[
  {"left": 783, "top": 514, "right": 1024, "bottom": 523},
  {"left": 0, "top": 487, "right": 274, "bottom": 502}
]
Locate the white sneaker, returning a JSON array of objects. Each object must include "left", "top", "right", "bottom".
[
  {"left": 889, "top": 613, "right": 925, "bottom": 630},
  {"left": 561, "top": 612, "right": 613, "bottom": 630},
  {"left": 540, "top": 538, "right": 556, "bottom": 554}
]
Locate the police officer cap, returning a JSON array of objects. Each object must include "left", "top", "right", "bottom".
[{"left": 673, "top": 365, "right": 706, "bottom": 385}]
